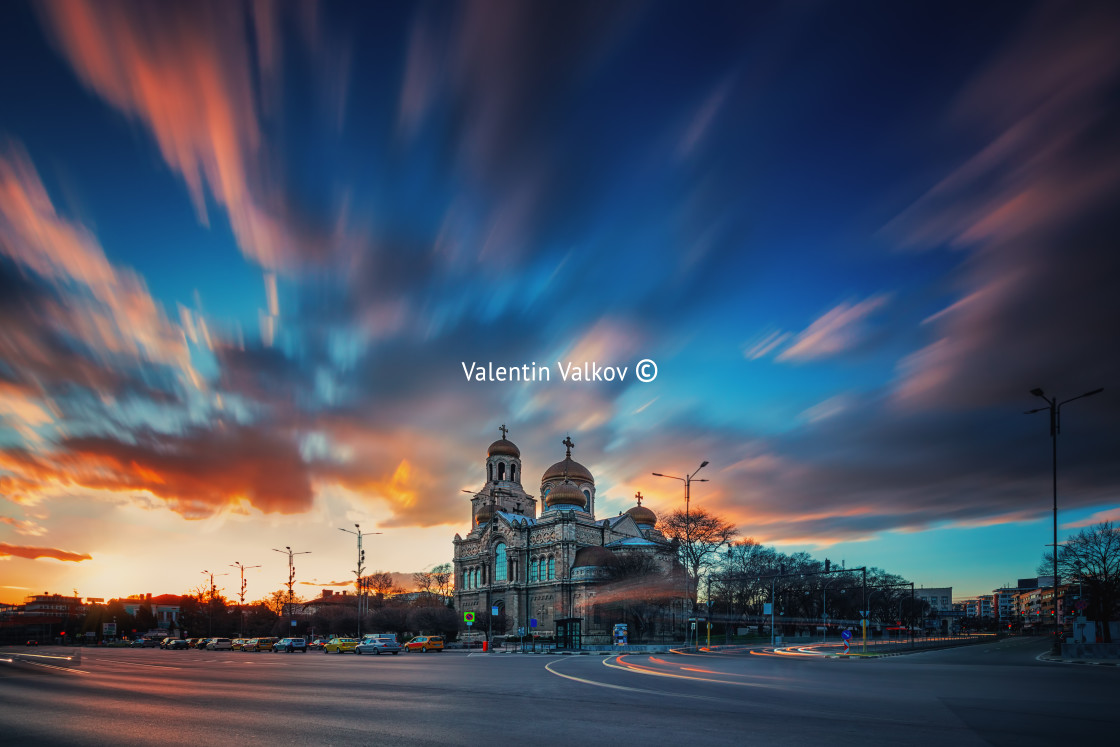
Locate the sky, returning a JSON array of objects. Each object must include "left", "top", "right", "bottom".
[{"left": 1, "top": 0, "right": 1118, "bottom": 605}]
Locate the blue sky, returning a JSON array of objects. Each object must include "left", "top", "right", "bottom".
[{"left": 0, "top": 0, "right": 1117, "bottom": 604}]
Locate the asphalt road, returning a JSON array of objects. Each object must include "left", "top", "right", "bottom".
[{"left": 0, "top": 638, "right": 1114, "bottom": 745}]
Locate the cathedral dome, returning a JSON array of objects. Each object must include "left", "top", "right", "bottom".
[
  {"left": 626, "top": 504, "right": 657, "bottom": 527},
  {"left": 542, "top": 457, "right": 593, "bottom": 485},
  {"left": 487, "top": 438, "right": 520, "bottom": 459},
  {"left": 475, "top": 502, "right": 495, "bottom": 526},
  {"left": 545, "top": 479, "right": 587, "bottom": 510},
  {"left": 572, "top": 545, "right": 614, "bottom": 568}
]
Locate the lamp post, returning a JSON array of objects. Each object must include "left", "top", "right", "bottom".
[
  {"left": 200, "top": 570, "right": 228, "bottom": 637},
  {"left": 339, "top": 524, "right": 381, "bottom": 639},
  {"left": 653, "top": 460, "right": 709, "bottom": 633},
  {"left": 271, "top": 546, "right": 311, "bottom": 635},
  {"left": 230, "top": 562, "right": 260, "bottom": 640},
  {"left": 1026, "top": 386, "right": 1103, "bottom": 654}
]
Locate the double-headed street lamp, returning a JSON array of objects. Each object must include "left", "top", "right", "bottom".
[
  {"left": 339, "top": 524, "right": 381, "bottom": 639},
  {"left": 200, "top": 569, "right": 228, "bottom": 637},
  {"left": 653, "top": 461, "right": 709, "bottom": 645},
  {"left": 1025, "top": 386, "right": 1103, "bottom": 654},
  {"left": 271, "top": 546, "right": 311, "bottom": 634},
  {"left": 230, "top": 561, "right": 260, "bottom": 640}
]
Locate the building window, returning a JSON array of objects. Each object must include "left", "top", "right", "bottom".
[
  {"left": 548, "top": 556, "right": 555, "bottom": 580},
  {"left": 488, "top": 463, "right": 493, "bottom": 481},
  {"left": 538, "top": 558, "right": 545, "bottom": 580},
  {"left": 498, "top": 462, "right": 506, "bottom": 480},
  {"left": 529, "top": 559, "right": 537, "bottom": 582},
  {"left": 495, "top": 543, "right": 507, "bottom": 582},
  {"left": 511, "top": 464, "right": 517, "bottom": 482}
]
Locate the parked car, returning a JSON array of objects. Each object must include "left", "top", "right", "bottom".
[
  {"left": 166, "top": 639, "right": 189, "bottom": 650},
  {"left": 245, "top": 637, "right": 278, "bottom": 652},
  {"left": 186, "top": 638, "right": 205, "bottom": 648},
  {"left": 273, "top": 637, "right": 307, "bottom": 653},
  {"left": 231, "top": 639, "right": 247, "bottom": 650},
  {"left": 308, "top": 638, "right": 329, "bottom": 651},
  {"left": 323, "top": 637, "right": 360, "bottom": 654},
  {"left": 403, "top": 635, "right": 444, "bottom": 653},
  {"left": 355, "top": 636, "right": 401, "bottom": 655},
  {"left": 209, "top": 638, "right": 233, "bottom": 651}
]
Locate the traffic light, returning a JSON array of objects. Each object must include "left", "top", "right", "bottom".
[{"left": 824, "top": 559, "right": 831, "bottom": 573}]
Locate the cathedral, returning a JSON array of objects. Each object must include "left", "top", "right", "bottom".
[{"left": 452, "top": 427, "right": 685, "bottom": 647}]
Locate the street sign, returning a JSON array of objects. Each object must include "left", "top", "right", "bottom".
[
  {"left": 463, "top": 612, "right": 475, "bottom": 623},
  {"left": 491, "top": 606, "right": 499, "bottom": 616},
  {"left": 841, "top": 629, "right": 852, "bottom": 640},
  {"left": 518, "top": 627, "right": 525, "bottom": 636},
  {"left": 763, "top": 603, "right": 772, "bottom": 614},
  {"left": 530, "top": 618, "right": 538, "bottom": 628}
]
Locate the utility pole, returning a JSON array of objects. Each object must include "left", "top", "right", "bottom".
[
  {"left": 230, "top": 561, "right": 260, "bottom": 639},
  {"left": 200, "top": 569, "right": 228, "bottom": 637},
  {"left": 339, "top": 524, "right": 381, "bottom": 639},
  {"left": 271, "top": 546, "right": 311, "bottom": 635}
]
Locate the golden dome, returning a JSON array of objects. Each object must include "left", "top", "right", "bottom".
[
  {"left": 626, "top": 504, "right": 657, "bottom": 527},
  {"left": 487, "top": 438, "right": 520, "bottom": 458},
  {"left": 572, "top": 545, "right": 614, "bottom": 568},
  {"left": 542, "top": 457, "right": 593, "bottom": 485},
  {"left": 475, "top": 502, "right": 496, "bottom": 526},
  {"left": 545, "top": 479, "right": 587, "bottom": 510}
]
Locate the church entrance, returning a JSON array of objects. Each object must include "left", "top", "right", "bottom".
[{"left": 556, "top": 617, "right": 582, "bottom": 650}]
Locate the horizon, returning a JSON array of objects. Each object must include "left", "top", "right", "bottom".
[{"left": 2, "top": 2, "right": 1118, "bottom": 608}]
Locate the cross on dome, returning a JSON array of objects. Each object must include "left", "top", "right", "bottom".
[
  {"left": 635, "top": 491, "right": 643, "bottom": 506},
  {"left": 562, "top": 435, "right": 574, "bottom": 457},
  {"left": 499, "top": 424, "right": 508, "bottom": 439}
]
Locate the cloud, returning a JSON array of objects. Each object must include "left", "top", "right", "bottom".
[
  {"left": 37, "top": 0, "right": 352, "bottom": 272},
  {"left": 0, "top": 543, "right": 91, "bottom": 562},
  {"left": 0, "top": 516, "right": 47, "bottom": 537},
  {"left": 884, "top": 3, "right": 1120, "bottom": 413},
  {"left": 1, "top": 423, "right": 313, "bottom": 519},
  {"left": 774, "top": 295, "right": 890, "bottom": 362},
  {"left": 0, "top": 144, "right": 191, "bottom": 378},
  {"left": 1064, "top": 508, "right": 1120, "bottom": 529}
]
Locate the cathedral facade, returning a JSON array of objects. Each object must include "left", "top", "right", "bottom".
[{"left": 452, "top": 427, "right": 684, "bottom": 646}]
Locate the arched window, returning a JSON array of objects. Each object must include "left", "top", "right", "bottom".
[
  {"left": 547, "top": 556, "right": 555, "bottom": 580},
  {"left": 498, "top": 462, "right": 506, "bottom": 480},
  {"left": 529, "top": 558, "right": 537, "bottom": 582},
  {"left": 511, "top": 464, "right": 517, "bottom": 481},
  {"left": 495, "top": 543, "right": 507, "bottom": 582},
  {"left": 583, "top": 489, "right": 591, "bottom": 503},
  {"left": 538, "top": 558, "right": 545, "bottom": 580},
  {"left": 488, "top": 463, "right": 493, "bottom": 481}
]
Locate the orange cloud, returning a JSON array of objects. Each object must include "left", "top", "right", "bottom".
[{"left": 0, "top": 543, "right": 91, "bottom": 562}]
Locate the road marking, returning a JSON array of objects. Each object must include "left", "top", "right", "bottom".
[
  {"left": 606, "top": 655, "right": 772, "bottom": 689},
  {"left": 544, "top": 658, "right": 718, "bottom": 701},
  {"left": 96, "top": 659, "right": 180, "bottom": 670},
  {"left": 17, "top": 660, "right": 93, "bottom": 675}
]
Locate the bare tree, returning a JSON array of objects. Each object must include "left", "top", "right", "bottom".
[
  {"left": 1040, "top": 521, "right": 1120, "bottom": 642},
  {"left": 660, "top": 506, "right": 737, "bottom": 597},
  {"left": 431, "top": 563, "right": 453, "bottom": 598}
]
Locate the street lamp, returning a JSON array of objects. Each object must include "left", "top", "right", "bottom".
[
  {"left": 272, "top": 546, "right": 311, "bottom": 635},
  {"left": 1025, "top": 386, "right": 1103, "bottom": 654},
  {"left": 653, "top": 460, "right": 709, "bottom": 633},
  {"left": 230, "top": 561, "right": 260, "bottom": 640},
  {"left": 200, "top": 569, "right": 228, "bottom": 637},
  {"left": 339, "top": 524, "right": 381, "bottom": 639}
]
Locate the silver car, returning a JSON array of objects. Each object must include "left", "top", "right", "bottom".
[{"left": 355, "top": 636, "right": 401, "bottom": 655}]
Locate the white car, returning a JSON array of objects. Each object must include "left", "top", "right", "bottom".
[{"left": 208, "top": 638, "right": 233, "bottom": 650}]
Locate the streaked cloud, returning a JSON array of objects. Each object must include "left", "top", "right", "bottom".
[
  {"left": 0, "top": 542, "right": 91, "bottom": 562},
  {"left": 775, "top": 295, "right": 890, "bottom": 362}
]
